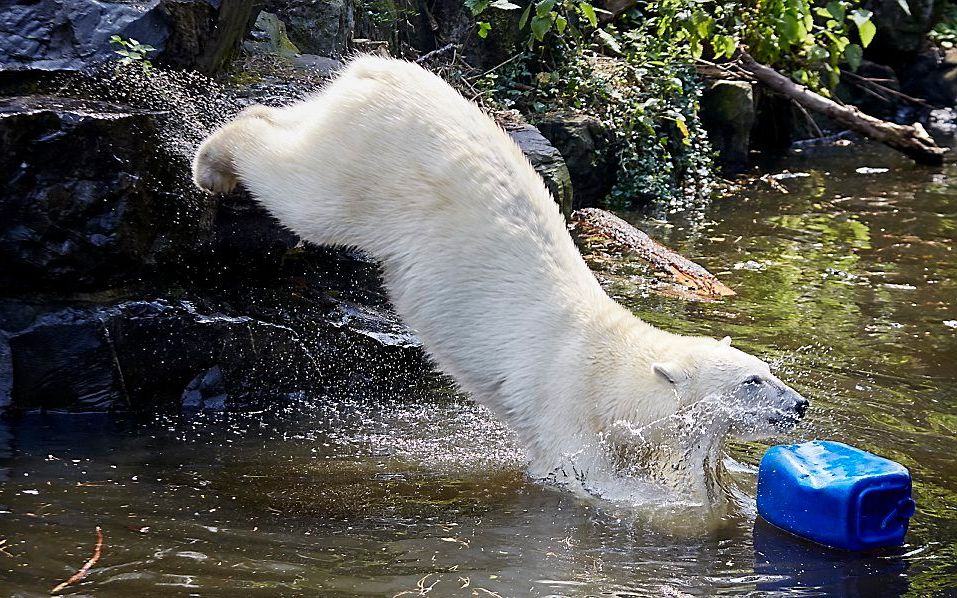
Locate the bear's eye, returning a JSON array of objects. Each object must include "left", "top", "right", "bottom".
[{"left": 743, "top": 375, "right": 762, "bottom": 385}]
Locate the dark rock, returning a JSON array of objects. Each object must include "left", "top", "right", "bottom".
[
  {"left": 536, "top": 112, "right": 616, "bottom": 209},
  {"left": 261, "top": 0, "right": 354, "bottom": 57},
  {"left": 897, "top": 48, "right": 957, "bottom": 108},
  {"left": 0, "top": 333, "right": 12, "bottom": 410},
  {"left": 243, "top": 10, "right": 302, "bottom": 58},
  {"left": 0, "top": 96, "right": 211, "bottom": 291},
  {"left": 700, "top": 80, "right": 756, "bottom": 174},
  {"left": 864, "top": 0, "right": 940, "bottom": 59},
  {"left": 837, "top": 61, "right": 902, "bottom": 119},
  {"left": 207, "top": 190, "right": 300, "bottom": 280},
  {"left": 5, "top": 296, "right": 427, "bottom": 412},
  {"left": 181, "top": 365, "right": 227, "bottom": 410},
  {"left": 507, "top": 123, "right": 574, "bottom": 217},
  {"left": 750, "top": 88, "right": 798, "bottom": 153},
  {"left": 928, "top": 107, "right": 957, "bottom": 145},
  {"left": 291, "top": 54, "right": 344, "bottom": 76},
  {"left": 0, "top": 0, "right": 257, "bottom": 76}
]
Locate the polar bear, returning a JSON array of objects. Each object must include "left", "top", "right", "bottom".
[{"left": 192, "top": 56, "right": 808, "bottom": 499}]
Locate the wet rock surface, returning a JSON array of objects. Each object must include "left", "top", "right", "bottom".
[
  {"left": 0, "top": 96, "right": 205, "bottom": 291},
  {"left": 700, "top": 80, "right": 756, "bottom": 174},
  {"left": 0, "top": 88, "right": 434, "bottom": 414},
  {"left": 535, "top": 112, "right": 617, "bottom": 210},
  {"left": 3, "top": 284, "right": 428, "bottom": 413},
  {"left": 262, "top": 0, "right": 354, "bottom": 58},
  {"left": 0, "top": 0, "right": 257, "bottom": 75},
  {"left": 506, "top": 123, "right": 574, "bottom": 217}
]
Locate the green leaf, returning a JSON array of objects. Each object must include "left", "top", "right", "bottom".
[
  {"left": 579, "top": 1, "right": 598, "bottom": 28},
  {"left": 464, "top": 0, "right": 489, "bottom": 15},
  {"left": 712, "top": 34, "right": 737, "bottom": 58},
  {"left": 490, "top": 0, "right": 521, "bottom": 9},
  {"left": 856, "top": 18, "right": 876, "bottom": 47},
  {"left": 781, "top": 13, "right": 808, "bottom": 44},
  {"left": 535, "top": 0, "right": 556, "bottom": 18},
  {"left": 530, "top": 14, "right": 552, "bottom": 40},
  {"left": 477, "top": 21, "right": 492, "bottom": 37},
  {"left": 826, "top": 1, "right": 845, "bottom": 21},
  {"left": 518, "top": 2, "right": 531, "bottom": 28},
  {"left": 596, "top": 28, "right": 622, "bottom": 53},
  {"left": 849, "top": 7, "right": 873, "bottom": 27},
  {"left": 843, "top": 43, "right": 863, "bottom": 71},
  {"left": 896, "top": 0, "right": 911, "bottom": 16},
  {"left": 555, "top": 13, "right": 567, "bottom": 33},
  {"left": 675, "top": 118, "right": 691, "bottom": 139}
]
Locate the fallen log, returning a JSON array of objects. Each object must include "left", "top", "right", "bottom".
[
  {"left": 570, "top": 208, "right": 736, "bottom": 299},
  {"left": 737, "top": 52, "right": 947, "bottom": 165}
]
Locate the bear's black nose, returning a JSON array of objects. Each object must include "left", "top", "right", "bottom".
[{"left": 793, "top": 398, "right": 810, "bottom": 418}]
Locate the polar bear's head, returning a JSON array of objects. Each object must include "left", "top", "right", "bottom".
[{"left": 651, "top": 336, "right": 809, "bottom": 439}]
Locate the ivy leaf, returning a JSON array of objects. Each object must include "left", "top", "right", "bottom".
[
  {"left": 535, "top": 0, "right": 556, "bottom": 18},
  {"left": 896, "top": 0, "right": 911, "bottom": 16},
  {"left": 464, "top": 0, "right": 490, "bottom": 15},
  {"left": 596, "top": 28, "right": 622, "bottom": 54},
  {"left": 490, "top": 0, "right": 521, "bottom": 9},
  {"left": 782, "top": 13, "right": 808, "bottom": 44},
  {"left": 826, "top": 1, "right": 845, "bottom": 21},
  {"left": 712, "top": 34, "right": 737, "bottom": 58},
  {"left": 579, "top": 1, "right": 598, "bottom": 28},
  {"left": 843, "top": 43, "right": 863, "bottom": 71},
  {"left": 555, "top": 13, "right": 567, "bottom": 33},
  {"left": 518, "top": 2, "right": 531, "bottom": 28},
  {"left": 477, "top": 21, "right": 492, "bottom": 37},
  {"left": 675, "top": 118, "right": 691, "bottom": 145},
  {"left": 850, "top": 9, "right": 876, "bottom": 47},
  {"left": 530, "top": 14, "right": 552, "bottom": 40}
]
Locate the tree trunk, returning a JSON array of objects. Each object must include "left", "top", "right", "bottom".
[{"left": 738, "top": 52, "right": 947, "bottom": 165}]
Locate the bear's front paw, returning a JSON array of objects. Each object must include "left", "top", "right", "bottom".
[
  {"left": 192, "top": 134, "right": 239, "bottom": 195},
  {"left": 193, "top": 151, "right": 238, "bottom": 195}
]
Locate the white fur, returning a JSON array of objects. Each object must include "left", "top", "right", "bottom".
[{"left": 192, "top": 56, "right": 806, "bottom": 490}]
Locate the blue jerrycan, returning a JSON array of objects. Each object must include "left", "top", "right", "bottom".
[{"left": 756, "top": 440, "right": 915, "bottom": 551}]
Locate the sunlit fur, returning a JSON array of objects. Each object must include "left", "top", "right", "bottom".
[{"left": 192, "top": 56, "right": 807, "bottom": 491}]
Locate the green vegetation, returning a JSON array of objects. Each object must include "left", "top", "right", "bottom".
[
  {"left": 109, "top": 35, "right": 156, "bottom": 72},
  {"left": 929, "top": 0, "right": 957, "bottom": 49},
  {"left": 465, "top": 0, "right": 882, "bottom": 208},
  {"left": 478, "top": 35, "right": 713, "bottom": 207}
]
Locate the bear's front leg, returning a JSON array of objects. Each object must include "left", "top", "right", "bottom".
[{"left": 192, "top": 105, "right": 277, "bottom": 195}]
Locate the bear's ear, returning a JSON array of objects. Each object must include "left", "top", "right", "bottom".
[
  {"left": 720, "top": 336, "right": 732, "bottom": 347},
  {"left": 652, "top": 362, "right": 684, "bottom": 386}
]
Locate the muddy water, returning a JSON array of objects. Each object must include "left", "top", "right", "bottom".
[{"left": 1, "top": 143, "right": 955, "bottom": 596}]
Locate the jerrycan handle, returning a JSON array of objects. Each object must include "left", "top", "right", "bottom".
[{"left": 881, "top": 497, "right": 916, "bottom": 530}]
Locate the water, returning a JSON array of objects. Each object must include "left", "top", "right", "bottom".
[{"left": 2, "top": 141, "right": 956, "bottom": 596}]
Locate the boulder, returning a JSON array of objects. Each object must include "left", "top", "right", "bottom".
[
  {"left": 864, "top": 0, "right": 940, "bottom": 59},
  {"left": 261, "top": 0, "right": 354, "bottom": 58},
  {"left": 506, "top": 123, "right": 574, "bottom": 217},
  {"left": 535, "top": 112, "right": 617, "bottom": 209},
  {"left": 700, "top": 80, "right": 755, "bottom": 174},
  {"left": 0, "top": 96, "right": 217, "bottom": 291},
  {"left": 0, "top": 0, "right": 257, "bottom": 75},
  {"left": 897, "top": 48, "right": 957, "bottom": 108},
  {"left": 0, "top": 96, "right": 199, "bottom": 290},
  {"left": 3, "top": 295, "right": 427, "bottom": 412}
]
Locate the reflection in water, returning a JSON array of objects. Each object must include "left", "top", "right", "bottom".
[{"left": 1, "top": 143, "right": 956, "bottom": 595}]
